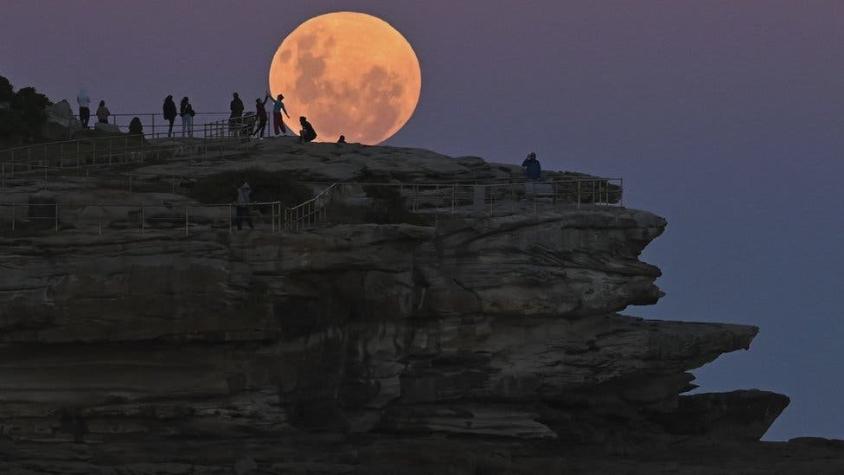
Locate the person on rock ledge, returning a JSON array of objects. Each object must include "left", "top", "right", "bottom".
[
  {"left": 229, "top": 92, "right": 244, "bottom": 135},
  {"left": 235, "top": 181, "right": 254, "bottom": 231},
  {"left": 252, "top": 96, "right": 269, "bottom": 139},
  {"left": 96, "top": 100, "right": 110, "bottom": 125},
  {"left": 521, "top": 152, "right": 541, "bottom": 181},
  {"left": 77, "top": 88, "right": 91, "bottom": 129},
  {"left": 267, "top": 91, "right": 290, "bottom": 136},
  {"left": 298, "top": 116, "right": 317, "bottom": 143},
  {"left": 162, "top": 95, "right": 178, "bottom": 138}
]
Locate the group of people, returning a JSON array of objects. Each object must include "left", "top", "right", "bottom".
[
  {"left": 77, "top": 88, "right": 321, "bottom": 143},
  {"left": 76, "top": 89, "right": 112, "bottom": 128},
  {"left": 161, "top": 96, "right": 195, "bottom": 138},
  {"left": 228, "top": 91, "right": 317, "bottom": 143}
]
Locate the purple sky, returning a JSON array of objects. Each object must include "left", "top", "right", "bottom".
[{"left": 2, "top": 1, "right": 843, "bottom": 440}]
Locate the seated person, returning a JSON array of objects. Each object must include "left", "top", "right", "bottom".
[{"left": 299, "top": 116, "right": 317, "bottom": 143}]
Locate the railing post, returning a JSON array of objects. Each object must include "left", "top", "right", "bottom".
[
  {"left": 451, "top": 184, "right": 456, "bottom": 214},
  {"left": 185, "top": 206, "right": 189, "bottom": 237},
  {"left": 11, "top": 204, "right": 15, "bottom": 232},
  {"left": 228, "top": 204, "right": 233, "bottom": 233},
  {"left": 620, "top": 178, "right": 624, "bottom": 207},
  {"left": 577, "top": 181, "right": 581, "bottom": 210}
]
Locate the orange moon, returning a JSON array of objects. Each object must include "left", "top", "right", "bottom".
[{"left": 268, "top": 12, "right": 422, "bottom": 145}]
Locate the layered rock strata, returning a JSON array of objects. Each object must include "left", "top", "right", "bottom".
[{"left": 0, "top": 140, "right": 837, "bottom": 474}]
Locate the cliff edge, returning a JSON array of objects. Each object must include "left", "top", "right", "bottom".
[{"left": 0, "top": 138, "right": 840, "bottom": 474}]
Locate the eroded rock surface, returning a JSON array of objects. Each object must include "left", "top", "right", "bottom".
[{"left": 0, "top": 140, "right": 839, "bottom": 474}]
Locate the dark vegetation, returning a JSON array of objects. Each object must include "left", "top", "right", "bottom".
[
  {"left": 188, "top": 168, "right": 312, "bottom": 206},
  {"left": 0, "top": 75, "right": 51, "bottom": 146},
  {"left": 327, "top": 171, "right": 433, "bottom": 226}
]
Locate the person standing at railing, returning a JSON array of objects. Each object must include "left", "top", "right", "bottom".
[
  {"left": 267, "top": 91, "right": 290, "bottom": 136},
  {"left": 229, "top": 92, "right": 244, "bottom": 135},
  {"left": 521, "top": 152, "right": 542, "bottom": 198},
  {"left": 162, "top": 95, "right": 177, "bottom": 138},
  {"left": 180, "top": 97, "right": 195, "bottom": 137},
  {"left": 521, "top": 152, "right": 541, "bottom": 180},
  {"left": 235, "top": 181, "right": 254, "bottom": 231},
  {"left": 252, "top": 96, "right": 269, "bottom": 138},
  {"left": 77, "top": 88, "right": 91, "bottom": 129},
  {"left": 96, "top": 100, "right": 110, "bottom": 124}
]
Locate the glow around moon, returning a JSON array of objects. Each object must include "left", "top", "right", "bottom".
[{"left": 268, "top": 12, "right": 422, "bottom": 145}]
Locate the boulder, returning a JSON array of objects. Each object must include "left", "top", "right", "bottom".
[
  {"left": 41, "top": 99, "right": 81, "bottom": 140},
  {"left": 94, "top": 121, "right": 122, "bottom": 135}
]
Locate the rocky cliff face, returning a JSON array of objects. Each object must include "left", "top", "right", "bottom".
[{"left": 0, "top": 139, "right": 840, "bottom": 474}]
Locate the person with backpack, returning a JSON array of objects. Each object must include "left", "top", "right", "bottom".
[
  {"left": 252, "top": 96, "right": 269, "bottom": 138},
  {"left": 180, "top": 97, "right": 195, "bottom": 137},
  {"left": 298, "top": 116, "right": 317, "bottom": 143},
  {"left": 229, "top": 92, "right": 244, "bottom": 135},
  {"left": 267, "top": 91, "right": 290, "bottom": 136},
  {"left": 162, "top": 95, "right": 177, "bottom": 137},
  {"left": 96, "top": 100, "right": 110, "bottom": 124}
]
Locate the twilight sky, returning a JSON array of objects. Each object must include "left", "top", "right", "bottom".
[{"left": 2, "top": 0, "right": 843, "bottom": 440}]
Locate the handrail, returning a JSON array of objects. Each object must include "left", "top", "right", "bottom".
[
  {"left": 0, "top": 176, "right": 624, "bottom": 237},
  {"left": 0, "top": 115, "right": 250, "bottom": 155}
]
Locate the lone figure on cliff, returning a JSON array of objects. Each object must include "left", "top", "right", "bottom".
[
  {"left": 235, "top": 182, "right": 254, "bottom": 231},
  {"left": 522, "top": 152, "right": 541, "bottom": 181}
]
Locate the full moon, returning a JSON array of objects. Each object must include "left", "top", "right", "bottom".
[{"left": 268, "top": 12, "right": 422, "bottom": 145}]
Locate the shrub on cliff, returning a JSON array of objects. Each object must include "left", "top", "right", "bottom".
[
  {"left": 189, "top": 168, "right": 312, "bottom": 207},
  {"left": 0, "top": 75, "right": 51, "bottom": 144}
]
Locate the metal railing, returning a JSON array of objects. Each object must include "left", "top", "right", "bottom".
[
  {"left": 283, "top": 184, "right": 338, "bottom": 232},
  {"left": 0, "top": 135, "right": 254, "bottom": 189},
  {"left": 0, "top": 177, "right": 623, "bottom": 237},
  {"left": 281, "top": 177, "right": 623, "bottom": 232},
  {"left": 74, "top": 112, "right": 233, "bottom": 138},
  {"left": 1, "top": 114, "right": 256, "bottom": 169},
  {"left": 0, "top": 200, "right": 284, "bottom": 237}
]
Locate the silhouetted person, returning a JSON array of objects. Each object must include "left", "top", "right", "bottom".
[
  {"left": 522, "top": 152, "right": 541, "bottom": 180},
  {"left": 252, "top": 96, "right": 269, "bottom": 138},
  {"left": 267, "top": 91, "right": 290, "bottom": 136},
  {"left": 337, "top": 135, "right": 346, "bottom": 144},
  {"left": 235, "top": 181, "right": 254, "bottom": 231},
  {"left": 128, "top": 117, "right": 143, "bottom": 135},
  {"left": 180, "top": 97, "right": 195, "bottom": 137},
  {"left": 162, "top": 95, "right": 177, "bottom": 137},
  {"left": 96, "top": 100, "right": 110, "bottom": 124},
  {"left": 229, "top": 92, "right": 244, "bottom": 135},
  {"left": 299, "top": 116, "right": 317, "bottom": 143},
  {"left": 77, "top": 88, "right": 91, "bottom": 128}
]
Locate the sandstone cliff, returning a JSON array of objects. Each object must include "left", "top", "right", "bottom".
[{"left": 0, "top": 138, "right": 840, "bottom": 474}]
